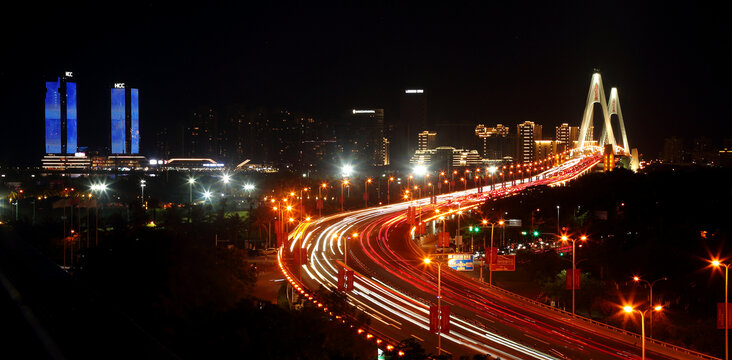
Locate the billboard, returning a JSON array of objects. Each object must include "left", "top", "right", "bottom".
[
  {"left": 447, "top": 253, "right": 473, "bottom": 271},
  {"left": 490, "top": 255, "right": 516, "bottom": 271},
  {"left": 130, "top": 88, "right": 139, "bottom": 154},
  {"left": 45, "top": 79, "right": 61, "bottom": 154},
  {"left": 66, "top": 82, "right": 77, "bottom": 154},
  {"left": 111, "top": 88, "right": 126, "bottom": 153}
]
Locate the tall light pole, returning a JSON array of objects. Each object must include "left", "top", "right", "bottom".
[
  {"left": 713, "top": 259, "right": 730, "bottom": 360},
  {"left": 480, "top": 219, "right": 504, "bottom": 285},
  {"left": 140, "top": 180, "right": 146, "bottom": 209},
  {"left": 560, "top": 235, "right": 587, "bottom": 315},
  {"left": 556, "top": 205, "right": 560, "bottom": 233},
  {"left": 488, "top": 166, "right": 497, "bottom": 191},
  {"left": 300, "top": 187, "right": 308, "bottom": 220},
  {"left": 423, "top": 257, "right": 444, "bottom": 356},
  {"left": 624, "top": 305, "right": 663, "bottom": 360},
  {"left": 341, "top": 180, "right": 348, "bottom": 212},
  {"left": 188, "top": 177, "right": 195, "bottom": 223},
  {"left": 319, "top": 183, "right": 327, "bottom": 217},
  {"left": 345, "top": 232, "right": 357, "bottom": 266},
  {"left": 387, "top": 177, "right": 394, "bottom": 204},
  {"left": 364, "top": 178, "right": 372, "bottom": 208},
  {"left": 633, "top": 275, "right": 668, "bottom": 339}
]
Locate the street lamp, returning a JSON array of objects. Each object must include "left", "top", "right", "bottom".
[
  {"left": 341, "top": 164, "right": 354, "bottom": 178},
  {"left": 423, "top": 255, "right": 448, "bottom": 356},
  {"left": 140, "top": 180, "right": 146, "bottom": 209},
  {"left": 632, "top": 275, "right": 668, "bottom": 339},
  {"left": 480, "top": 219, "right": 504, "bottom": 285},
  {"left": 713, "top": 259, "right": 731, "bottom": 360},
  {"left": 387, "top": 177, "right": 394, "bottom": 204},
  {"left": 364, "top": 178, "right": 372, "bottom": 208},
  {"left": 560, "top": 234, "right": 587, "bottom": 315},
  {"left": 623, "top": 305, "right": 663, "bottom": 360},
  {"left": 319, "top": 183, "right": 327, "bottom": 217},
  {"left": 187, "top": 177, "right": 196, "bottom": 223},
  {"left": 341, "top": 180, "right": 349, "bottom": 212}
]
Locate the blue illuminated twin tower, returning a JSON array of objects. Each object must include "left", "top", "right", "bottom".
[
  {"left": 110, "top": 83, "right": 140, "bottom": 154},
  {"left": 43, "top": 74, "right": 140, "bottom": 155},
  {"left": 44, "top": 72, "right": 77, "bottom": 154}
]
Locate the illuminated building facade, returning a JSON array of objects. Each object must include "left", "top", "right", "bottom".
[
  {"left": 516, "top": 121, "right": 542, "bottom": 164},
  {"left": 555, "top": 123, "right": 579, "bottom": 152},
  {"left": 474, "top": 124, "right": 511, "bottom": 160},
  {"left": 417, "top": 130, "right": 437, "bottom": 151},
  {"left": 347, "top": 109, "right": 387, "bottom": 166},
  {"left": 45, "top": 72, "right": 77, "bottom": 154},
  {"left": 110, "top": 83, "right": 140, "bottom": 154}
]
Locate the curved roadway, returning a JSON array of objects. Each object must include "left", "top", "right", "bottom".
[{"left": 280, "top": 154, "right": 716, "bottom": 360}]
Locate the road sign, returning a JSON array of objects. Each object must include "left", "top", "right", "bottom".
[
  {"left": 490, "top": 255, "right": 516, "bottom": 271},
  {"left": 506, "top": 219, "right": 522, "bottom": 227},
  {"left": 447, "top": 253, "right": 474, "bottom": 271}
]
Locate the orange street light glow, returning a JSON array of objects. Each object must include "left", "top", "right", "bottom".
[
  {"left": 423, "top": 258, "right": 431, "bottom": 264},
  {"left": 623, "top": 306, "right": 633, "bottom": 313}
]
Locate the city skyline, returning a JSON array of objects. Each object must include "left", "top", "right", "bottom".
[{"left": 2, "top": 2, "right": 731, "bottom": 166}]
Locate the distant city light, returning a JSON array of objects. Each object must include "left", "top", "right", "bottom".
[
  {"left": 414, "top": 165, "right": 427, "bottom": 176},
  {"left": 405, "top": 89, "right": 424, "bottom": 93},
  {"left": 243, "top": 184, "right": 255, "bottom": 191},
  {"left": 341, "top": 164, "right": 354, "bottom": 177},
  {"left": 352, "top": 109, "right": 375, "bottom": 114}
]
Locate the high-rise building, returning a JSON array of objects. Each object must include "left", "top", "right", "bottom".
[
  {"left": 110, "top": 83, "right": 140, "bottom": 154},
  {"left": 475, "top": 124, "right": 511, "bottom": 160},
  {"left": 399, "top": 89, "right": 427, "bottom": 164},
  {"left": 45, "top": 72, "right": 77, "bottom": 154},
  {"left": 516, "top": 121, "right": 542, "bottom": 163},
  {"left": 347, "top": 109, "right": 387, "bottom": 166},
  {"left": 417, "top": 131, "right": 437, "bottom": 151},
  {"left": 534, "top": 140, "right": 558, "bottom": 160},
  {"left": 662, "top": 137, "right": 684, "bottom": 163},
  {"left": 555, "top": 123, "right": 579, "bottom": 152}
]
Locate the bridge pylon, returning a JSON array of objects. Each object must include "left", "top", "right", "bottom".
[
  {"left": 600, "top": 87, "right": 630, "bottom": 155},
  {"left": 577, "top": 72, "right": 617, "bottom": 152}
]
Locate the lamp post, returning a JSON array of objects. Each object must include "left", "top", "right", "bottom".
[
  {"left": 633, "top": 276, "right": 668, "bottom": 339},
  {"left": 387, "top": 177, "right": 394, "bottom": 204},
  {"left": 300, "top": 187, "right": 308, "bottom": 220},
  {"left": 188, "top": 177, "right": 195, "bottom": 223},
  {"left": 624, "top": 305, "right": 663, "bottom": 360},
  {"left": 560, "top": 235, "right": 587, "bottom": 315},
  {"left": 319, "top": 183, "right": 327, "bottom": 217},
  {"left": 713, "top": 259, "right": 730, "bottom": 360},
  {"left": 423, "top": 256, "right": 447, "bottom": 356},
  {"left": 556, "top": 205, "right": 560, "bottom": 233},
  {"left": 341, "top": 180, "right": 348, "bottom": 212},
  {"left": 364, "top": 178, "right": 372, "bottom": 208},
  {"left": 140, "top": 179, "right": 146, "bottom": 209},
  {"left": 480, "top": 219, "right": 504, "bottom": 285}
]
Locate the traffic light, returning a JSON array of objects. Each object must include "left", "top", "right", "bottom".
[
  {"left": 521, "top": 231, "right": 527, "bottom": 236},
  {"left": 469, "top": 226, "right": 473, "bottom": 232},
  {"left": 532, "top": 230, "right": 539, "bottom": 237}
]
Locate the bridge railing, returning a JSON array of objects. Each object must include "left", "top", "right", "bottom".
[{"left": 481, "top": 282, "right": 720, "bottom": 360}]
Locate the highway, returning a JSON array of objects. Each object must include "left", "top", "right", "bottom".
[{"left": 278, "top": 153, "right": 717, "bottom": 360}]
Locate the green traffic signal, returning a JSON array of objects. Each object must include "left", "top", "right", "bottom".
[{"left": 533, "top": 230, "right": 539, "bottom": 236}]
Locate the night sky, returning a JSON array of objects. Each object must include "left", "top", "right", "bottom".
[{"left": 2, "top": 2, "right": 730, "bottom": 165}]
